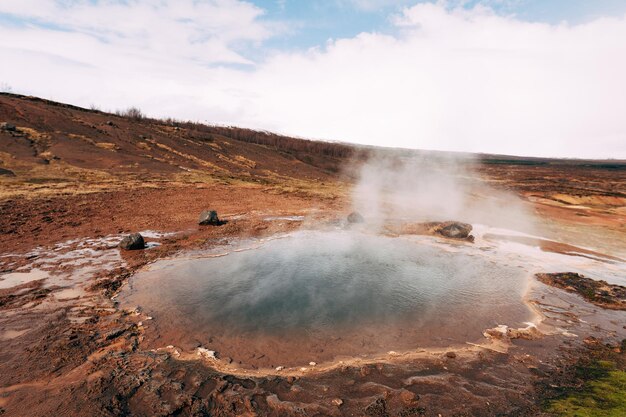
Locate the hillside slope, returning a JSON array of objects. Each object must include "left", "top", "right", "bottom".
[{"left": 0, "top": 93, "right": 353, "bottom": 199}]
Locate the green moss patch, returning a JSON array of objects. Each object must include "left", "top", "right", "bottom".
[{"left": 545, "top": 359, "right": 626, "bottom": 416}]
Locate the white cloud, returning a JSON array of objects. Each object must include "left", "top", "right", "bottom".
[
  {"left": 1, "top": 1, "right": 625, "bottom": 158},
  {"left": 340, "top": 0, "right": 416, "bottom": 12},
  {"left": 0, "top": 0, "right": 274, "bottom": 65}
]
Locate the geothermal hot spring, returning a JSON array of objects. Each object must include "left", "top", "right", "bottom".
[{"left": 121, "top": 229, "right": 540, "bottom": 369}]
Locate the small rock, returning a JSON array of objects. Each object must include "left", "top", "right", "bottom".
[
  {"left": 309, "top": 361, "right": 317, "bottom": 366},
  {"left": 275, "top": 366, "right": 284, "bottom": 371},
  {"left": 0, "top": 122, "right": 16, "bottom": 131},
  {"left": 0, "top": 168, "right": 15, "bottom": 177},
  {"left": 106, "top": 120, "right": 114, "bottom": 126},
  {"left": 197, "top": 347, "right": 217, "bottom": 359},
  {"left": 399, "top": 389, "right": 418, "bottom": 405},
  {"left": 347, "top": 211, "right": 364, "bottom": 224},
  {"left": 331, "top": 398, "right": 343, "bottom": 407},
  {"left": 445, "top": 351, "right": 457, "bottom": 359},
  {"left": 119, "top": 233, "right": 145, "bottom": 250},
  {"left": 198, "top": 210, "right": 222, "bottom": 226}
]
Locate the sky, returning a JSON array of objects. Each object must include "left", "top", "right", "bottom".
[{"left": 1, "top": 1, "right": 625, "bottom": 158}]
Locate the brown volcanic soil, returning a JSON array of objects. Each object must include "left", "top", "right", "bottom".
[{"left": 1, "top": 94, "right": 626, "bottom": 416}]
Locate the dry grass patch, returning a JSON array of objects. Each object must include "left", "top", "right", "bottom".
[{"left": 95, "top": 142, "right": 119, "bottom": 151}]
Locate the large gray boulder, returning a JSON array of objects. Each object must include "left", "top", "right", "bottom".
[
  {"left": 199, "top": 210, "right": 221, "bottom": 226},
  {"left": 435, "top": 221, "right": 473, "bottom": 239},
  {"left": 119, "top": 233, "right": 145, "bottom": 250}
]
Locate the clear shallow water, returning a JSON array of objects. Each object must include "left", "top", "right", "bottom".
[{"left": 121, "top": 231, "right": 533, "bottom": 366}]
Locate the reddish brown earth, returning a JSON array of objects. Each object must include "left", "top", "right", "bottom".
[{"left": 1, "top": 93, "right": 625, "bottom": 416}]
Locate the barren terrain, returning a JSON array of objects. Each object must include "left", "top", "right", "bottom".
[{"left": 1, "top": 93, "right": 625, "bottom": 416}]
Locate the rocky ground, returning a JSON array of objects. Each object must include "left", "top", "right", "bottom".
[
  {"left": 536, "top": 272, "right": 626, "bottom": 311},
  {"left": 1, "top": 94, "right": 625, "bottom": 416}
]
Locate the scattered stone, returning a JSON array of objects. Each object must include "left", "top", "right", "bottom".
[
  {"left": 347, "top": 211, "right": 364, "bottom": 224},
  {"left": 0, "top": 122, "right": 16, "bottom": 132},
  {"left": 433, "top": 221, "right": 473, "bottom": 240},
  {"left": 118, "top": 233, "right": 145, "bottom": 250},
  {"left": 331, "top": 398, "right": 343, "bottom": 407},
  {"left": 196, "top": 347, "right": 217, "bottom": 359},
  {"left": 105, "top": 120, "right": 114, "bottom": 126},
  {"left": 445, "top": 351, "right": 457, "bottom": 359},
  {"left": 198, "top": 210, "right": 222, "bottom": 226},
  {"left": 399, "top": 389, "right": 418, "bottom": 405},
  {"left": 275, "top": 366, "right": 284, "bottom": 371},
  {"left": 0, "top": 167, "right": 15, "bottom": 177},
  {"left": 309, "top": 361, "right": 317, "bottom": 366}
]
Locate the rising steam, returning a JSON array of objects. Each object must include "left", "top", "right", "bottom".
[{"left": 350, "top": 151, "right": 537, "bottom": 233}]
